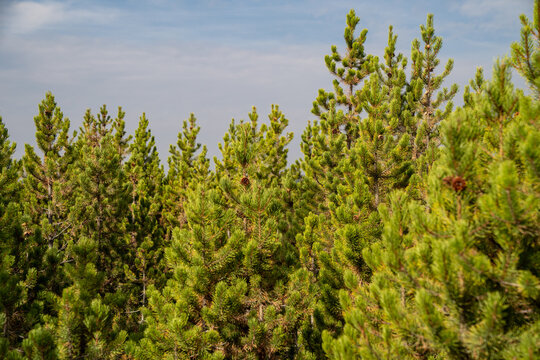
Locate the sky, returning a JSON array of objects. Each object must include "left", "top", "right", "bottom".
[{"left": 0, "top": 0, "right": 534, "bottom": 163}]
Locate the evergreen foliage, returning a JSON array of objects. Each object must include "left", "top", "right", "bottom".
[
  {"left": 0, "top": 116, "right": 25, "bottom": 359},
  {"left": 293, "top": 11, "right": 458, "bottom": 358},
  {"left": 22, "top": 92, "right": 72, "bottom": 249},
  {"left": 0, "top": 2, "right": 538, "bottom": 359},
  {"left": 138, "top": 107, "right": 300, "bottom": 359},
  {"left": 324, "top": 58, "right": 539, "bottom": 359},
  {"left": 311, "top": 9, "right": 376, "bottom": 146},
  {"left": 56, "top": 106, "right": 131, "bottom": 359},
  {"left": 511, "top": 0, "right": 540, "bottom": 98},
  {"left": 21, "top": 93, "right": 73, "bottom": 334},
  {"left": 124, "top": 113, "right": 165, "bottom": 334}
]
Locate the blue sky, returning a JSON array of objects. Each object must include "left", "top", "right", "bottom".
[{"left": 0, "top": 0, "right": 534, "bottom": 162}]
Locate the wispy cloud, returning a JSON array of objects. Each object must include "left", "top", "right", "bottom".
[
  {"left": 453, "top": 0, "right": 531, "bottom": 31},
  {"left": 0, "top": 33, "right": 328, "bottom": 160},
  {"left": 0, "top": 0, "right": 533, "bottom": 162},
  {"left": 457, "top": 0, "right": 529, "bottom": 17},
  {"left": 3, "top": 1, "right": 118, "bottom": 35}
]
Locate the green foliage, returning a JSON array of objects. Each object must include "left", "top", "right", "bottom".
[
  {"left": 20, "top": 93, "right": 73, "bottom": 341},
  {"left": 22, "top": 92, "right": 72, "bottom": 233},
  {"left": 511, "top": 0, "right": 540, "bottom": 98},
  {"left": 312, "top": 9, "right": 377, "bottom": 145},
  {"left": 22, "top": 326, "right": 58, "bottom": 360},
  {"left": 0, "top": 116, "right": 25, "bottom": 352},
  {"left": 407, "top": 14, "right": 458, "bottom": 179},
  {"left": 138, "top": 107, "right": 301, "bottom": 359},
  {"left": 123, "top": 113, "right": 166, "bottom": 336},
  {"left": 294, "top": 11, "right": 457, "bottom": 358},
  {"left": 56, "top": 105, "right": 131, "bottom": 359},
  {"left": 163, "top": 113, "right": 210, "bottom": 236},
  {"left": 0, "top": 3, "right": 538, "bottom": 359},
  {"left": 136, "top": 186, "right": 236, "bottom": 359},
  {"left": 325, "top": 58, "right": 539, "bottom": 360},
  {"left": 0, "top": 116, "right": 20, "bottom": 204}
]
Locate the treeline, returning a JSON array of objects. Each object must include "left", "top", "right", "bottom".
[{"left": 1, "top": 3, "right": 539, "bottom": 360}]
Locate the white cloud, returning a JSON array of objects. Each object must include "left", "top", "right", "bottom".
[
  {"left": 6, "top": 1, "right": 65, "bottom": 33},
  {"left": 455, "top": 0, "right": 531, "bottom": 30},
  {"left": 0, "top": 35, "right": 329, "bottom": 161},
  {"left": 458, "top": 0, "right": 529, "bottom": 17},
  {"left": 4, "top": 1, "right": 118, "bottom": 34}
]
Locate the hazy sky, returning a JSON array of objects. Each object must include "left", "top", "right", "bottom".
[{"left": 0, "top": 0, "right": 534, "bottom": 163}]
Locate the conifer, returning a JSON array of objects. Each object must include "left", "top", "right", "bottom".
[
  {"left": 511, "top": 0, "right": 540, "bottom": 98},
  {"left": 139, "top": 107, "right": 300, "bottom": 359},
  {"left": 162, "top": 113, "right": 210, "bottom": 238},
  {"left": 408, "top": 14, "right": 458, "bottom": 176},
  {"left": 22, "top": 92, "right": 72, "bottom": 249},
  {"left": 56, "top": 106, "right": 131, "bottom": 359},
  {"left": 294, "top": 103, "right": 362, "bottom": 357},
  {"left": 325, "top": 47, "right": 539, "bottom": 360},
  {"left": 312, "top": 9, "right": 376, "bottom": 145},
  {"left": 135, "top": 185, "right": 238, "bottom": 359},
  {"left": 0, "top": 116, "right": 25, "bottom": 358},
  {"left": 20, "top": 93, "right": 74, "bottom": 338},
  {"left": 213, "top": 107, "right": 299, "bottom": 358},
  {"left": 296, "top": 12, "right": 458, "bottom": 358},
  {"left": 0, "top": 4, "right": 537, "bottom": 359},
  {"left": 123, "top": 113, "right": 165, "bottom": 334},
  {"left": 0, "top": 117, "right": 19, "bottom": 204},
  {"left": 21, "top": 325, "right": 58, "bottom": 359}
]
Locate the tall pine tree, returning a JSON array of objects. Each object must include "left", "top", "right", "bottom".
[
  {"left": 0, "top": 116, "right": 26, "bottom": 358},
  {"left": 325, "top": 21, "right": 539, "bottom": 358},
  {"left": 138, "top": 106, "right": 302, "bottom": 359},
  {"left": 162, "top": 113, "right": 210, "bottom": 239},
  {"left": 21, "top": 93, "right": 73, "bottom": 333},
  {"left": 123, "top": 113, "right": 165, "bottom": 336},
  {"left": 56, "top": 106, "right": 130, "bottom": 359}
]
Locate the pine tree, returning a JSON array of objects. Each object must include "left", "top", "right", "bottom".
[
  {"left": 69, "top": 105, "right": 131, "bottom": 284},
  {"left": 162, "top": 113, "right": 210, "bottom": 239},
  {"left": 20, "top": 93, "right": 73, "bottom": 338},
  {"left": 312, "top": 9, "right": 377, "bottom": 146},
  {"left": 293, "top": 13, "right": 456, "bottom": 357},
  {"left": 123, "top": 113, "right": 165, "bottom": 335},
  {"left": 0, "top": 4, "right": 536, "bottom": 359},
  {"left": 22, "top": 326, "right": 58, "bottom": 359},
  {"left": 511, "top": 0, "right": 540, "bottom": 98},
  {"left": 138, "top": 107, "right": 301, "bottom": 359},
  {"left": 22, "top": 92, "right": 72, "bottom": 249},
  {"left": 1, "top": 114, "right": 62, "bottom": 360},
  {"left": 0, "top": 116, "right": 26, "bottom": 358},
  {"left": 56, "top": 106, "right": 130, "bottom": 359},
  {"left": 0, "top": 116, "right": 19, "bottom": 209},
  {"left": 212, "top": 109, "right": 296, "bottom": 357},
  {"left": 324, "top": 44, "right": 539, "bottom": 360},
  {"left": 293, "top": 103, "right": 366, "bottom": 358},
  {"left": 408, "top": 14, "right": 458, "bottom": 178},
  {"left": 135, "top": 185, "right": 236, "bottom": 359}
]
